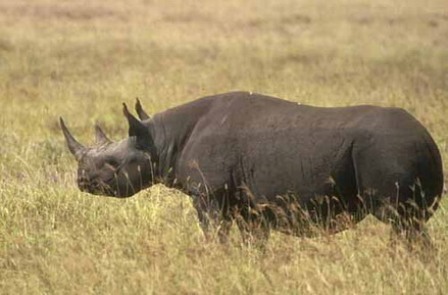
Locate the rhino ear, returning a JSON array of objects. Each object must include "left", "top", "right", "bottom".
[
  {"left": 94, "top": 124, "right": 112, "bottom": 146},
  {"left": 122, "top": 103, "right": 153, "bottom": 149},
  {"left": 135, "top": 98, "right": 150, "bottom": 121},
  {"left": 60, "top": 117, "right": 86, "bottom": 160}
]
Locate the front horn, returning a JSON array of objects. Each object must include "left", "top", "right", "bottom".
[{"left": 60, "top": 117, "right": 86, "bottom": 160}]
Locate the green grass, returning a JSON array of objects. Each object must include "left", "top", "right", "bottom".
[{"left": 1, "top": 0, "right": 448, "bottom": 293}]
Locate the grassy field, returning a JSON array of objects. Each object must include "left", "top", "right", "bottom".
[{"left": 1, "top": 0, "right": 448, "bottom": 293}]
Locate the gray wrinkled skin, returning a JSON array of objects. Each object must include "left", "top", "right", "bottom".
[{"left": 61, "top": 92, "right": 444, "bottom": 246}]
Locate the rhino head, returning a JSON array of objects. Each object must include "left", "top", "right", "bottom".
[{"left": 60, "top": 100, "right": 157, "bottom": 198}]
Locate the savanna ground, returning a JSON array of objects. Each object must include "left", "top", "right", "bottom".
[{"left": 1, "top": 0, "right": 448, "bottom": 293}]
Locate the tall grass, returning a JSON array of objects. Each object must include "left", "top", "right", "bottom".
[{"left": 1, "top": 0, "right": 447, "bottom": 293}]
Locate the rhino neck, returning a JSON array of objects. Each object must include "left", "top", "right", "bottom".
[
  {"left": 150, "top": 113, "right": 197, "bottom": 187},
  {"left": 150, "top": 98, "right": 214, "bottom": 187}
]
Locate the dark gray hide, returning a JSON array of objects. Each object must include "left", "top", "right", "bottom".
[{"left": 61, "top": 92, "right": 444, "bottom": 244}]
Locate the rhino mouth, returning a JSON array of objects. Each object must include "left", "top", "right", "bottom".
[
  {"left": 78, "top": 178, "right": 138, "bottom": 198},
  {"left": 78, "top": 179, "right": 118, "bottom": 197}
]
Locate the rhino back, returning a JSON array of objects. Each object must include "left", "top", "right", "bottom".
[{"left": 163, "top": 92, "right": 442, "bottom": 208}]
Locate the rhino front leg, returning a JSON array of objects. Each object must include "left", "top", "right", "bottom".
[
  {"left": 234, "top": 205, "right": 271, "bottom": 249},
  {"left": 191, "top": 193, "right": 233, "bottom": 244}
]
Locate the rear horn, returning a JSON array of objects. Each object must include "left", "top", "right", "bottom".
[
  {"left": 135, "top": 98, "right": 150, "bottom": 120},
  {"left": 94, "top": 124, "right": 112, "bottom": 146}
]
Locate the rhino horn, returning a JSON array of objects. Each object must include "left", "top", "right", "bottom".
[
  {"left": 94, "top": 123, "right": 112, "bottom": 146},
  {"left": 135, "top": 98, "right": 150, "bottom": 120},
  {"left": 123, "top": 103, "right": 153, "bottom": 149},
  {"left": 60, "top": 117, "right": 86, "bottom": 160}
]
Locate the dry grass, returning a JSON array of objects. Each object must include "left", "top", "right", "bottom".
[{"left": 1, "top": 0, "right": 448, "bottom": 294}]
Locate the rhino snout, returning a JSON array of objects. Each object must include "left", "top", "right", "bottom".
[{"left": 77, "top": 176, "right": 110, "bottom": 195}]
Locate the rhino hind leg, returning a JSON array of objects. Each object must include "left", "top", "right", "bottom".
[
  {"left": 393, "top": 188, "right": 436, "bottom": 252},
  {"left": 370, "top": 182, "right": 436, "bottom": 251},
  {"left": 389, "top": 216, "right": 434, "bottom": 252},
  {"left": 351, "top": 140, "right": 442, "bottom": 251}
]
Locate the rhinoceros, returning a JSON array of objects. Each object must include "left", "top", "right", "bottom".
[{"left": 60, "top": 91, "right": 444, "bottom": 246}]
